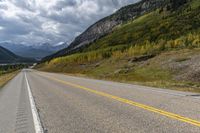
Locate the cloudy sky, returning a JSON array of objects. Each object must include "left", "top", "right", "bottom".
[{"left": 0, "top": 0, "right": 139, "bottom": 45}]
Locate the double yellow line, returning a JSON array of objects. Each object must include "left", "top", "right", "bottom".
[{"left": 37, "top": 72, "right": 200, "bottom": 127}]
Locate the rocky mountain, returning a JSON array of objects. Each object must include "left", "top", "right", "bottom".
[
  {"left": 43, "top": 0, "right": 188, "bottom": 61},
  {"left": 0, "top": 42, "right": 68, "bottom": 60},
  {"left": 0, "top": 46, "right": 35, "bottom": 64}
]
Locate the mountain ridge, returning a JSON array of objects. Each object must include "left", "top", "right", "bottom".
[
  {"left": 43, "top": 0, "right": 188, "bottom": 61},
  {"left": 0, "top": 46, "right": 35, "bottom": 64},
  {"left": 0, "top": 42, "right": 68, "bottom": 59}
]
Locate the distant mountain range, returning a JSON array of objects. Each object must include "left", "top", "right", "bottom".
[
  {"left": 0, "top": 46, "right": 35, "bottom": 64},
  {"left": 0, "top": 42, "right": 68, "bottom": 60}
]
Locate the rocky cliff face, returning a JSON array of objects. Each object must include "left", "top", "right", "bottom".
[{"left": 43, "top": 0, "right": 188, "bottom": 61}]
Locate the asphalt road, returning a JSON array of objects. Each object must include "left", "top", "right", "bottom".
[{"left": 1, "top": 69, "right": 200, "bottom": 133}]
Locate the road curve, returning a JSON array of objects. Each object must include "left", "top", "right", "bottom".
[{"left": 1, "top": 69, "right": 200, "bottom": 133}]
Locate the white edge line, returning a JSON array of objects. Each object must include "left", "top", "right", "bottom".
[{"left": 25, "top": 72, "right": 44, "bottom": 133}]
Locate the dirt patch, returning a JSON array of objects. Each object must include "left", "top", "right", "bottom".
[{"left": 167, "top": 54, "right": 200, "bottom": 82}]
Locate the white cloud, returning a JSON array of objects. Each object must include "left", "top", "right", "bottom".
[
  {"left": 0, "top": 0, "right": 139, "bottom": 45},
  {"left": 0, "top": 26, "right": 3, "bottom": 30}
]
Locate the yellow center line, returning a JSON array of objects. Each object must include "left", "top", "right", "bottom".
[{"left": 37, "top": 72, "right": 200, "bottom": 127}]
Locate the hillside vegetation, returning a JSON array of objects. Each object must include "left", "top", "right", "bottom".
[
  {"left": 38, "top": 0, "right": 200, "bottom": 92},
  {"left": 43, "top": 0, "right": 188, "bottom": 61}
]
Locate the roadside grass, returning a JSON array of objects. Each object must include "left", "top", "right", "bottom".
[
  {"left": 0, "top": 71, "right": 19, "bottom": 88},
  {"left": 38, "top": 48, "right": 200, "bottom": 93}
]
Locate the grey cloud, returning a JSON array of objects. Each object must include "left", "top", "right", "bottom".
[
  {"left": 0, "top": 17, "right": 31, "bottom": 35},
  {"left": 52, "top": 1, "right": 77, "bottom": 10},
  {"left": 0, "top": 0, "right": 139, "bottom": 45}
]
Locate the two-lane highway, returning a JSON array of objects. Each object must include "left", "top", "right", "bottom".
[{"left": 1, "top": 69, "right": 200, "bottom": 133}]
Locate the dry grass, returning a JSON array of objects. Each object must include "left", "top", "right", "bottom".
[
  {"left": 0, "top": 71, "right": 19, "bottom": 88},
  {"left": 38, "top": 48, "right": 200, "bottom": 93}
]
